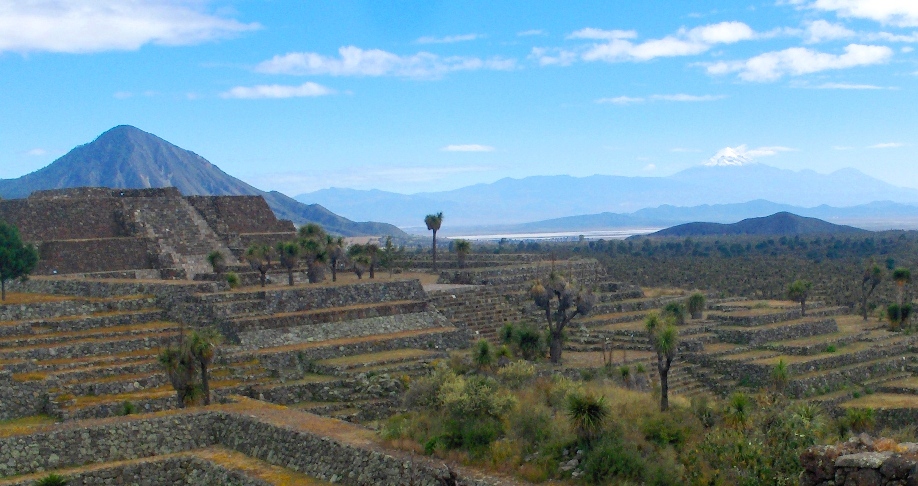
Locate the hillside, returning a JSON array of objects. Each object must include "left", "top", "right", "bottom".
[
  {"left": 0, "top": 126, "right": 404, "bottom": 237},
  {"left": 649, "top": 212, "right": 869, "bottom": 237}
]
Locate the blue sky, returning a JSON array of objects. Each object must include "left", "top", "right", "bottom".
[{"left": 2, "top": 0, "right": 917, "bottom": 195}]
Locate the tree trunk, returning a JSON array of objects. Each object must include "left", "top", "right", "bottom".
[
  {"left": 201, "top": 361, "right": 210, "bottom": 406},
  {"left": 287, "top": 267, "right": 294, "bottom": 286},
  {"left": 1, "top": 279, "right": 5, "bottom": 301},
  {"left": 259, "top": 270, "right": 267, "bottom": 287},
  {"left": 331, "top": 259, "right": 337, "bottom": 282},
  {"left": 862, "top": 293, "right": 869, "bottom": 321},
  {"left": 369, "top": 263, "right": 375, "bottom": 279},
  {"left": 801, "top": 299, "right": 806, "bottom": 316},
  {"left": 549, "top": 330, "right": 563, "bottom": 364},
  {"left": 659, "top": 361, "right": 670, "bottom": 412},
  {"left": 432, "top": 230, "right": 438, "bottom": 273}
]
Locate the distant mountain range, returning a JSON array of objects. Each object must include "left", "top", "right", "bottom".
[
  {"left": 650, "top": 212, "right": 868, "bottom": 237},
  {"left": 440, "top": 199, "right": 918, "bottom": 236},
  {"left": 0, "top": 126, "right": 404, "bottom": 237},
  {"left": 297, "top": 165, "right": 918, "bottom": 228}
]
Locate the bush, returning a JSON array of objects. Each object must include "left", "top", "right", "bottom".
[
  {"left": 120, "top": 400, "right": 136, "bottom": 416},
  {"left": 473, "top": 339, "right": 494, "bottom": 368},
  {"left": 582, "top": 433, "right": 646, "bottom": 483},
  {"left": 512, "top": 323, "right": 546, "bottom": 361},
  {"left": 496, "top": 360, "right": 535, "bottom": 389},
  {"left": 225, "top": 272, "right": 240, "bottom": 289},
  {"left": 567, "top": 392, "right": 609, "bottom": 441},
  {"left": 841, "top": 407, "right": 876, "bottom": 434},
  {"left": 642, "top": 411, "right": 694, "bottom": 449},
  {"left": 34, "top": 474, "right": 68, "bottom": 486}
]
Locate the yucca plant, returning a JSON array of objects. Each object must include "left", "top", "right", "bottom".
[
  {"left": 567, "top": 392, "right": 609, "bottom": 442},
  {"left": 34, "top": 473, "right": 68, "bottom": 486}
]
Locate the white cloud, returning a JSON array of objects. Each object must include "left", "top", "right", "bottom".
[
  {"left": 870, "top": 142, "right": 905, "bottom": 148},
  {"left": 517, "top": 29, "right": 546, "bottom": 37},
  {"left": 567, "top": 28, "right": 637, "bottom": 40},
  {"left": 441, "top": 144, "right": 495, "bottom": 152},
  {"left": 903, "top": 46, "right": 914, "bottom": 52},
  {"left": 805, "top": 20, "right": 856, "bottom": 43},
  {"left": 220, "top": 82, "right": 335, "bottom": 99},
  {"left": 596, "top": 94, "right": 726, "bottom": 104},
  {"left": 416, "top": 33, "right": 481, "bottom": 44},
  {"left": 812, "top": 82, "right": 892, "bottom": 89},
  {"left": 705, "top": 43, "right": 893, "bottom": 81},
  {"left": 705, "top": 145, "right": 795, "bottom": 166},
  {"left": 529, "top": 47, "right": 579, "bottom": 66},
  {"left": 596, "top": 96, "right": 645, "bottom": 105},
  {"left": 0, "top": 0, "right": 258, "bottom": 54},
  {"left": 800, "top": 0, "right": 918, "bottom": 27},
  {"left": 256, "top": 46, "right": 515, "bottom": 78},
  {"left": 867, "top": 31, "right": 918, "bottom": 42},
  {"left": 25, "top": 148, "right": 47, "bottom": 156}
]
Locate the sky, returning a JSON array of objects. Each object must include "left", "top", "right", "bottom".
[{"left": 1, "top": 0, "right": 917, "bottom": 196}]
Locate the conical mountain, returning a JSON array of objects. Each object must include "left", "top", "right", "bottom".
[
  {"left": 650, "top": 211, "right": 868, "bottom": 237},
  {"left": 0, "top": 126, "right": 404, "bottom": 237}
]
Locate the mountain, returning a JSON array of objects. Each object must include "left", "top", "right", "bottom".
[
  {"left": 0, "top": 126, "right": 404, "bottom": 237},
  {"left": 296, "top": 164, "right": 918, "bottom": 227},
  {"left": 649, "top": 212, "right": 869, "bottom": 237}
]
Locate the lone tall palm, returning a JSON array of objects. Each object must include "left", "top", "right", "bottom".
[{"left": 424, "top": 212, "right": 444, "bottom": 272}]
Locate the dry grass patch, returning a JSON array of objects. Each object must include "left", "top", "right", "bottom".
[
  {"left": 641, "top": 287, "right": 687, "bottom": 298},
  {"left": 0, "top": 415, "right": 57, "bottom": 438},
  {"left": 317, "top": 349, "right": 436, "bottom": 367},
  {"left": 11, "top": 372, "right": 47, "bottom": 382},
  {"left": 245, "top": 327, "right": 456, "bottom": 356},
  {"left": 195, "top": 447, "right": 334, "bottom": 485},
  {"left": 882, "top": 377, "right": 918, "bottom": 390},
  {"left": 842, "top": 393, "right": 918, "bottom": 409},
  {"left": 0, "top": 293, "right": 77, "bottom": 305}
]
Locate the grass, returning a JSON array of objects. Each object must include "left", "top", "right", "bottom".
[
  {"left": 195, "top": 447, "right": 334, "bottom": 485},
  {"left": 881, "top": 376, "right": 918, "bottom": 390},
  {"left": 842, "top": 393, "right": 918, "bottom": 409},
  {"left": 641, "top": 287, "right": 686, "bottom": 298},
  {"left": 11, "top": 372, "right": 47, "bottom": 382},
  {"left": 245, "top": 326, "right": 456, "bottom": 356},
  {"left": 0, "top": 293, "right": 77, "bottom": 305},
  {"left": 0, "top": 415, "right": 57, "bottom": 438},
  {"left": 317, "top": 348, "right": 437, "bottom": 367}
]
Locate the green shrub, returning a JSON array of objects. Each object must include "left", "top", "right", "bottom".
[
  {"left": 507, "top": 402, "right": 555, "bottom": 445},
  {"left": 582, "top": 433, "right": 646, "bottom": 483},
  {"left": 34, "top": 474, "right": 68, "bottom": 486},
  {"left": 512, "top": 324, "right": 546, "bottom": 361},
  {"left": 642, "top": 412, "right": 692, "bottom": 449},
  {"left": 120, "top": 400, "right": 136, "bottom": 416},
  {"left": 841, "top": 407, "right": 875, "bottom": 434},
  {"left": 825, "top": 344, "right": 837, "bottom": 353},
  {"left": 225, "top": 272, "right": 240, "bottom": 289},
  {"left": 473, "top": 339, "right": 494, "bottom": 368},
  {"left": 499, "top": 323, "right": 515, "bottom": 344},
  {"left": 496, "top": 360, "right": 535, "bottom": 389},
  {"left": 567, "top": 392, "right": 609, "bottom": 441}
]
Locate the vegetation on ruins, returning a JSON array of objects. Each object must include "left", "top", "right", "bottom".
[
  {"left": 275, "top": 241, "right": 300, "bottom": 286},
  {"left": 892, "top": 267, "right": 911, "bottom": 306},
  {"left": 326, "top": 235, "right": 345, "bottom": 282},
  {"left": 786, "top": 279, "right": 812, "bottom": 316},
  {"left": 530, "top": 272, "right": 596, "bottom": 364},
  {"left": 687, "top": 293, "right": 706, "bottom": 319},
  {"left": 225, "top": 271, "right": 240, "bottom": 289},
  {"left": 454, "top": 239, "right": 472, "bottom": 268},
  {"left": 860, "top": 262, "right": 883, "bottom": 320},
  {"left": 886, "top": 302, "right": 912, "bottom": 331},
  {"left": 646, "top": 312, "right": 679, "bottom": 412},
  {"left": 298, "top": 224, "right": 329, "bottom": 284},
  {"left": 365, "top": 243, "right": 379, "bottom": 279},
  {"left": 663, "top": 301, "right": 687, "bottom": 326},
  {"left": 34, "top": 473, "right": 68, "bottom": 486},
  {"left": 158, "top": 328, "right": 222, "bottom": 407},
  {"left": 0, "top": 221, "right": 38, "bottom": 301},
  {"left": 424, "top": 212, "right": 444, "bottom": 273},
  {"left": 347, "top": 243, "right": 371, "bottom": 279},
  {"left": 244, "top": 243, "right": 274, "bottom": 287},
  {"left": 499, "top": 322, "right": 547, "bottom": 361},
  {"left": 206, "top": 250, "right": 226, "bottom": 274}
]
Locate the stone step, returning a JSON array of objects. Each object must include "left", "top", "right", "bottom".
[
  {"left": 0, "top": 329, "right": 176, "bottom": 361},
  {"left": 227, "top": 300, "right": 428, "bottom": 335},
  {"left": 789, "top": 354, "right": 916, "bottom": 399},
  {"left": 0, "top": 309, "right": 164, "bottom": 338},
  {"left": 713, "top": 317, "right": 838, "bottom": 345},
  {"left": 0, "top": 321, "right": 181, "bottom": 350},
  {"left": 314, "top": 348, "right": 442, "bottom": 372}
]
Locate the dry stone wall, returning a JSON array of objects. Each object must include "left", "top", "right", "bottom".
[{"left": 801, "top": 435, "right": 918, "bottom": 486}]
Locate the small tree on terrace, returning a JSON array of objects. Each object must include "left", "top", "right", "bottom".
[
  {"left": 347, "top": 244, "right": 370, "bottom": 279},
  {"left": 187, "top": 327, "right": 222, "bottom": 406},
  {"left": 424, "top": 212, "right": 444, "bottom": 273},
  {"left": 206, "top": 250, "right": 226, "bottom": 274},
  {"left": 646, "top": 311, "right": 679, "bottom": 412},
  {"left": 787, "top": 279, "right": 812, "bottom": 316},
  {"left": 159, "top": 341, "right": 198, "bottom": 408},
  {"left": 244, "top": 244, "right": 274, "bottom": 287},
  {"left": 275, "top": 241, "right": 300, "bottom": 286},
  {"left": 365, "top": 243, "right": 379, "bottom": 279},
  {"left": 860, "top": 263, "right": 883, "bottom": 321},
  {"left": 454, "top": 239, "right": 471, "bottom": 268},
  {"left": 326, "top": 235, "right": 345, "bottom": 282},
  {"left": 0, "top": 221, "right": 38, "bottom": 301},
  {"left": 687, "top": 293, "right": 706, "bottom": 320},
  {"left": 530, "top": 272, "right": 596, "bottom": 364},
  {"left": 298, "top": 225, "right": 328, "bottom": 284}
]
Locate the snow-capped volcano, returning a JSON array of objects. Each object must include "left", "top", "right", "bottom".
[{"left": 704, "top": 146, "right": 754, "bottom": 166}]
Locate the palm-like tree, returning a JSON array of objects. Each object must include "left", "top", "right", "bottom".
[
  {"left": 347, "top": 244, "right": 370, "bottom": 279},
  {"left": 206, "top": 250, "right": 226, "bottom": 274},
  {"left": 686, "top": 293, "right": 706, "bottom": 320},
  {"left": 566, "top": 392, "right": 609, "bottom": 442},
  {"left": 158, "top": 343, "right": 197, "bottom": 408},
  {"left": 244, "top": 244, "right": 274, "bottom": 287},
  {"left": 365, "top": 243, "right": 379, "bottom": 279},
  {"left": 646, "top": 312, "right": 679, "bottom": 412},
  {"left": 276, "top": 241, "right": 300, "bottom": 286},
  {"left": 424, "top": 212, "right": 444, "bottom": 272},
  {"left": 893, "top": 267, "right": 911, "bottom": 306},
  {"left": 326, "top": 235, "right": 345, "bottom": 282},
  {"left": 454, "top": 239, "right": 471, "bottom": 268},
  {"left": 187, "top": 328, "right": 222, "bottom": 406},
  {"left": 299, "top": 238, "right": 328, "bottom": 283},
  {"left": 860, "top": 263, "right": 883, "bottom": 321}
]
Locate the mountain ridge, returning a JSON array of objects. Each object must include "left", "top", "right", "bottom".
[
  {"left": 0, "top": 126, "right": 405, "bottom": 238},
  {"left": 649, "top": 212, "right": 869, "bottom": 237}
]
